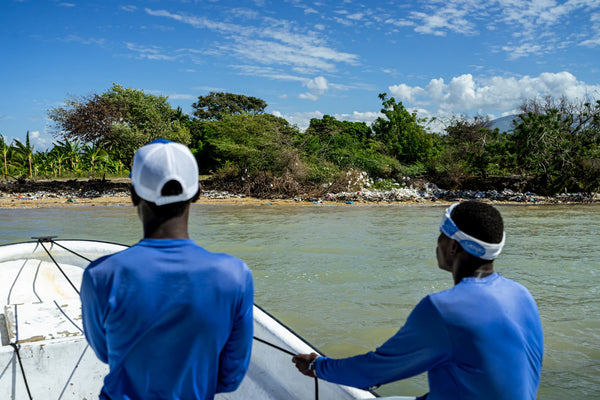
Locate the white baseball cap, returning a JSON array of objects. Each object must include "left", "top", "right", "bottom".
[{"left": 131, "top": 139, "right": 199, "bottom": 206}]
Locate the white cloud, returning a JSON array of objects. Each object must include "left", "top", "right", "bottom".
[
  {"left": 145, "top": 8, "right": 359, "bottom": 73},
  {"left": 299, "top": 92, "right": 319, "bottom": 101},
  {"left": 385, "top": 18, "right": 415, "bottom": 28},
  {"left": 408, "top": 3, "right": 480, "bottom": 37},
  {"left": 272, "top": 110, "right": 324, "bottom": 130},
  {"left": 230, "top": 8, "right": 259, "bottom": 20},
  {"left": 332, "top": 111, "right": 381, "bottom": 126},
  {"left": 29, "top": 130, "right": 52, "bottom": 151},
  {"left": 232, "top": 65, "right": 307, "bottom": 83},
  {"left": 61, "top": 35, "right": 105, "bottom": 46},
  {"left": 580, "top": 37, "right": 600, "bottom": 47},
  {"left": 165, "top": 93, "right": 196, "bottom": 100},
  {"left": 580, "top": 12, "right": 600, "bottom": 47},
  {"left": 305, "top": 76, "right": 328, "bottom": 92},
  {"left": 120, "top": 5, "right": 137, "bottom": 12},
  {"left": 125, "top": 42, "right": 178, "bottom": 61},
  {"left": 388, "top": 83, "right": 423, "bottom": 103},
  {"left": 271, "top": 110, "right": 383, "bottom": 132},
  {"left": 347, "top": 13, "right": 364, "bottom": 21},
  {"left": 389, "top": 71, "right": 600, "bottom": 114},
  {"left": 383, "top": 1, "right": 600, "bottom": 57}
]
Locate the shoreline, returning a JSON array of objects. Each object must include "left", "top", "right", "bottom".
[
  {"left": 0, "top": 178, "right": 598, "bottom": 208},
  {"left": 0, "top": 189, "right": 598, "bottom": 209}
]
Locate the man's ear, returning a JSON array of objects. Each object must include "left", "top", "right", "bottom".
[{"left": 449, "top": 239, "right": 461, "bottom": 255}]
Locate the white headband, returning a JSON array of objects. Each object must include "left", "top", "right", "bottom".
[{"left": 440, "top": 203, "right": 505, "bottom": 260}]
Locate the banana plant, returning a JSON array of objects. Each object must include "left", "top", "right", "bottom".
[
  {"left": 13, "top": 131, "right": 34, "bottom": 178},
  {"left": 0, "top": 136, "right": 12, "bottom": 178}
]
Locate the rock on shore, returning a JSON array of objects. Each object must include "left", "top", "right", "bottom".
[{"left": 0, "top": 178, "right": 598, "bottom": 205}]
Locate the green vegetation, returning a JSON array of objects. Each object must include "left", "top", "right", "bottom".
[{"left": 2, "top": 86, "right": 599, "bottom": 196}]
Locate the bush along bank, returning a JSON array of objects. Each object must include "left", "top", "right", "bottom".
[
  {"left": 0, "top": 174, "right": 597, "bottom": 204},
  {"left": 200, "top": 170, "right": 600, "bottom": 204}
]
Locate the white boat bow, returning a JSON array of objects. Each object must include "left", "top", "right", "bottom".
[{"left": 0, "top": 238, "right": 415, "bottom": 400}]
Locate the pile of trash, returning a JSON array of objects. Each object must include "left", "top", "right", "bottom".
[
  {"left": 0, "top": 178, "right": 597, "bottom": 205},
  {"left": 321, "top": 186, "right": 599, "bottom": 204},
  {"left": 200, "top": 190, "right": 247, "bottom": 200}
]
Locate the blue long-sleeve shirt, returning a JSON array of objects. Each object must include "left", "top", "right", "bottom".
[
  {"left": 80, "top": 239, "right": 254, "bottom": 400},
  {"left": 314, "top": 273, "right": 543, "bottom": 400}
]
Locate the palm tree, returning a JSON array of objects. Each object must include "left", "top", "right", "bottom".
[
  {"left": 82, "top": 144, "right": 110, "bottom": 172},
  {"left": 33, "top": 150, "right": 50, "bottom": 177},
  {"left": 48, "top": 147, "right": 68, "bottom": 176},
  {"left": 0, "top": 136, "right": 11, "bottom": 178},
  {"left": 54, "top": 139, "right": 82, "bottom": 173},
  {"left": 13, "top": 131, "right": 34, "bottom": 178}
]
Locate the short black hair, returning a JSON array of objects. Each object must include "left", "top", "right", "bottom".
[
  {"left": 131, "top": 180, "right": 200, "bottom": 219},
  {"left": 451, "top": 201, "right": 504, "bottom": 244}
]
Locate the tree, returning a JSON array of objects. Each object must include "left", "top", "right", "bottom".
[
  {"left": 0, "top": 136, "right": 12, "bottom": 178},
  {"left": 48, "top": 93, "right": 122, "bottom": 146},
  {"left": 443, "top": 116, "right": 498, "bottom": 178},
  {"left": 371, "top": 93, "right": 434, "bottom": 164},
  {"left": 192, "top": 113, "right": 300, "bottom": 176},
  {"left": 54, "top": 139, "right": 82, "bottom": 172},
  {"left": 48, "top": 84, "right": 191, "bottom": 165},
  {"left": 512, "top": 96, "right": 600, "bottom": 193},
  {"left": 298, "top": 115, "right": 398, "bottom": 179},
  {"left": 48, "top": 147, "right": 67, "bottom": 176},
  {"left": 13, "top": 131, "right": 34, "bottom": 178},
  {"left": 192, "top": 92, "right": 267, "bottom": 120},
  {"left": 81, "top": 144, "right": 110, "bottom": 172}
]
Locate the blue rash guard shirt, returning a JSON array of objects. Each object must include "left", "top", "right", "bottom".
[
  {"left": 80, "top": 239, "right": 254, "bottom": 400},
  {"left": 314, "top": 273, "right": 543, "bottom": 400}
]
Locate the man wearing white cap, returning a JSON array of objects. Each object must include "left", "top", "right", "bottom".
[
  {"left": 81, "top": 139, "right": 254, "bottom": 400},
  {"left": 293, "top": 201, "right": 543, "bottom": 400}
]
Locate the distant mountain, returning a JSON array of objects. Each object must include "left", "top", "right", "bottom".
[{"left": 489, "top": 114, "right": 519, "bottom": 133}]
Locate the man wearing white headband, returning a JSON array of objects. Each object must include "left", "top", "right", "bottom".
[
  {"left": 81, "top": 139, "right": 254, "bottom": 400},
  {"left": 294, "top": 201, "right": 543, "bottom": 400}
]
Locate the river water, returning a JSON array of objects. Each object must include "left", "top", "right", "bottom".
[{"left": 0, "top": 203, "right": 598, "bottom": 398}]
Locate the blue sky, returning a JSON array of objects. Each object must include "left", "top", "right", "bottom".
[{"left": 2, "top": 0, "right": 600, "bottom": 150}]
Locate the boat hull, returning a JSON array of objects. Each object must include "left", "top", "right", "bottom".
[{"left": 0, "top": 239, "right": 412, "bottom": 399}]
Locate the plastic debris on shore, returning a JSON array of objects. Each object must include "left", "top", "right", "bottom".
[{"left": 0, "top": 181, "right": 598, "bottom": 205}]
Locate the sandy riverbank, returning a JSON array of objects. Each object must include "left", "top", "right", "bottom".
[
  {"left": 0, "top": 178, "right": 597, "bottom": 208},
  {"left": 0, "top": 191, "right": 438, "bottom": 208},
  {"left": 0, "top": 194, "right": 312, "bottom": 208}
]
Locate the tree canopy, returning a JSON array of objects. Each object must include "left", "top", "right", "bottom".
[
  {"left": 11, "top": 86, "right": 595, "bottom": 195},
  {"left": 192, "top": 92, "right": 267, "bottom": 120},
  {"left": 371, "top": 93, "right": 435, "bottom": 164},
  {"left": 48, "top": 84, "right": 190, "bottom": 164}
]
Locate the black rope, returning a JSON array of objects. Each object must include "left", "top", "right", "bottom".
[
  {"left": 53, "top": 300, "right": 83, "bottom": 334},
  {"left": 11, "top": 305, "right": 34, "bottom": 400},
  {"left": 29, "top": 238, "right": 321, "bottom": 400},
  {"left": 37, "top": 239, "right": 80, "bottom": 295},
  {"left": 6, "top": 259, "right": 27, "bottom": 305},
  {"left": 253, "top": 335, "right": 295, "bottom": 356},
  {"left": 10, "top": 344, "right": 34, "bottom": 400},
  {"left": 253, "top": 335, "right": 319, "bottom": 400},
  {"left": 31, "top": 261, "right": 43, "bottom": 303},
  {"left": 57, "top": 345, "right": 90, "bottom": 400},
  {"left": 49, "top": 240, "right": 93, "bottom": 263}
]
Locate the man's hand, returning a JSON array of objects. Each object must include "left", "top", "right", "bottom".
[{"left": 292, "top": 352, "right": 319, "bottom": 378}]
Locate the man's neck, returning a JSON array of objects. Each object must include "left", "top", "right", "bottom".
[
  {"left": 140, "top": 201, "right": 190, "bottom": 239},
  {"left": 453, "top": 261, "right": 494, "bottom": 284}
]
